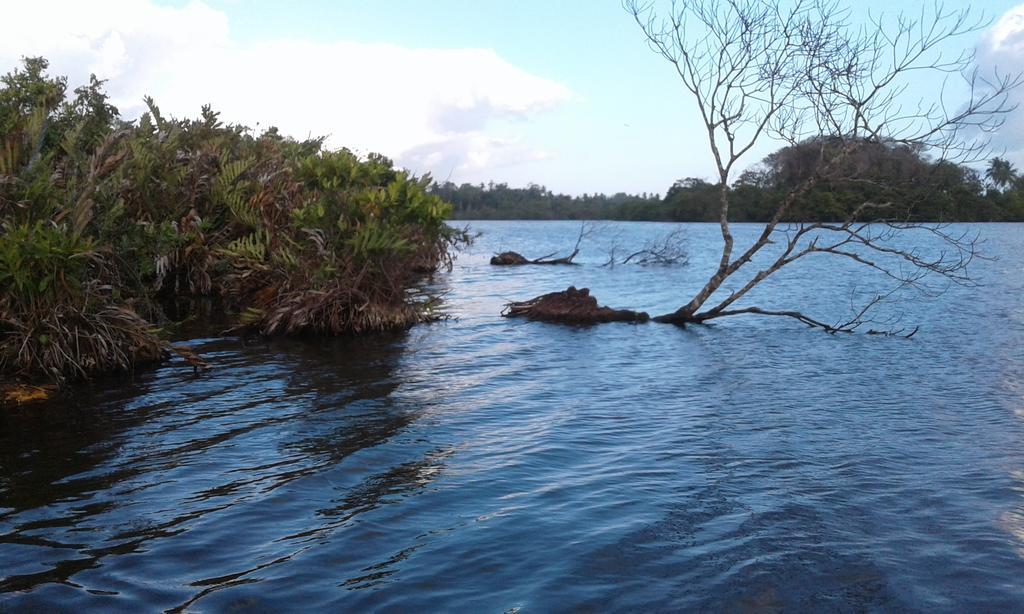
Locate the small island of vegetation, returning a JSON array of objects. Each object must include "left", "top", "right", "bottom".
[{"left": 0, "top": 57, "right": 463, "bottom": 387}]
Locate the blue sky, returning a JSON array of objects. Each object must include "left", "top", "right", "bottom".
[{"left": 3, "top": 1, "right": 1022, "bottom": 195}]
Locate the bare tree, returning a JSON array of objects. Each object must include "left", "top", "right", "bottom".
[{"left": 625, "top": 0, "right": 1022, "bottom": 332}]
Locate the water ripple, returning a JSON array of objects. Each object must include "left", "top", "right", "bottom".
[{"left": 2, "top": 222, "right": 1024, "bottom": 611}]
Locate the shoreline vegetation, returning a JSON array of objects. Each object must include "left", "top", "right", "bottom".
[
  {"left": 1, "top": 58, "right": 464, "bottom": 389},
  {"left": 437, "top": 146, "right": 1024, "bottom": 222}
]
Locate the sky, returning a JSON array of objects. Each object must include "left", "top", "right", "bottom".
[{"left": 1, "top": 0, "right": 1022, "bottom": 195}]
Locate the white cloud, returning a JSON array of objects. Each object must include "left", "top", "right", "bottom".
[
  {"left": 0, "top": 0, "right": 572, "bottom": 180},
  {"left": 980, "top": 3, "right": 1024, "bottom": 166},
  {"left": 401, "top": 133, "right": 554, "bottom": 180}
]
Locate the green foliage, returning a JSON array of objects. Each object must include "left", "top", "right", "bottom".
[
  {"left": 0, "top": 56, "right": 462, "bottom": 384},
  {"left": 0, "top": 222, "right": 93, "bottom": 308},
  {"left": 986, "top": 157, "right": 1019, "bottom": 192},
  {"left": 218, "top": 229, "right": 269, "bottom": 263},
  {"left": 0, "top": 221, "right": 164, "bottom": 382},
  {"left": 0, "top": 57, "right": 65, "bottom": 138},
  {"left": 439, "top": 143, "right": 1024, "bottom": 223},
  {"left": 347, "top": 220, "right": 411, "bottom": 258},
  {"left": 438, "top": 181, "right": 662, "bottom": 221},
  {"left": 212, "top": 157, "right": 257, "bottom": 227}
]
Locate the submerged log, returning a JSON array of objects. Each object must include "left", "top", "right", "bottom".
[
  {"left": 502, "top": 286, "right": 649, "bottom": 324},
  {"left": 490, "top": 250, "right": 579, "bottom": 266},
  {"left": 169, "top": 345, "right": 212, "bottom": 375},
  {"left": 490, "top": 225, "right": 586, "bottom": 266},
  {"left": 490, "top": 251, "right": 532, "bottom": 265}
]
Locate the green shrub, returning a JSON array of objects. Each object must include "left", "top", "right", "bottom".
[{"left": 0, "top": 57, "right": 463, "bottom": 384}]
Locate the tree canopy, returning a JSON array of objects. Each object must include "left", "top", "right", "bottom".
[{"left": 439, "top": 142, "right": 1024, "bottom": 223}]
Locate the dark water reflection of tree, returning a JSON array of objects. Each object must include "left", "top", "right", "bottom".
[{"left": 0, "top": 330, "right": 453, "bottom": 604}]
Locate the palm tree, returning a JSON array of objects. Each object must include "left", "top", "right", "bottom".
[{"left": 986, "top": 157, "right": 1019, "bottom": 191}]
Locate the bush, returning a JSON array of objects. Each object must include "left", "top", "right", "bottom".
[
  {"left": 0, "top": 223, "right": 164, "bottom": 381},
  {"left": 0, "top": 57, "right": 462, "bottom": 384}
]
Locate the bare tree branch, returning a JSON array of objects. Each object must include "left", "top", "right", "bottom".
[
  {"left": 603, "top": 227, "right": 689, "bottom": 266},
  {"left": 491, "top": 222, "right": 592, "bottom": 266},
  {"left": 626, "top": 0, "right": 1023, "bottom": 332}
]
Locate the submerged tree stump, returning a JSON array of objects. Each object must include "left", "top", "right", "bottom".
[
  {"left": 502, "top": 286, "right": 649, "bottom": 324},
  {"left": 490, "top": 251, "right": 532, "bottom": 265},
  {"left": 490, "top": 250, "right": 579, "bottom": 266},
  {"left": 490, "top": 224, "right": 587, "bottom": 266}
]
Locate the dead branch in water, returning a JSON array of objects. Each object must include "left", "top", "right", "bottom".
[
  {"left": 603, "top": 227, "right": 689, "bottom": 267},
  {"left": 491, "top": 222, "right": 591, "bottom": 266}
]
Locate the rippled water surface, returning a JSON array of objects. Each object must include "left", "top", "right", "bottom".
[{"left": 2, "top": 221, "right": 1024, "bottom": 612}]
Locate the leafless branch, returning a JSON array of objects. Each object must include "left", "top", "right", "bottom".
[
  {"left": 626, "top": 0, "right": 1022, "bottom": 331},
  {"left": 603, "top": 227, "right": 689, "bottom": 266},
  {"left": 490, "top": 222, "right": 593, "bottom": 266}
]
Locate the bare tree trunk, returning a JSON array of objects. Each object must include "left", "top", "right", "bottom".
[
  {"left": 665, "top": 182, "right": 732, "bottom": 320},
  {"left": 626, "top": 0, "right": 1021, "bottom": 332}
]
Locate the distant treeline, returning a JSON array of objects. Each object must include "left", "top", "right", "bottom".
[
  {"left": 433, "top": 182, "right": 663, "bottom": 220},
  {"left": 438, "top": 140, "right": 1024, "bottom": 222}
]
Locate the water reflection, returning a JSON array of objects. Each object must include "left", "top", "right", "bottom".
[
  {"left": 0, "top": 330, "right": 459, "bottom": 610},
  {"left": 1001, "top": 470, "right": 1024, "bottom": 560},
  {"left": 1000, "top": 357, "right": 1024, "bottom": 560},
  {"left": 0, "top": 379, "right": 155, "bottom": 516},
  {"left": 2, "top": 222, "right": 1024, "bottom": 611}
]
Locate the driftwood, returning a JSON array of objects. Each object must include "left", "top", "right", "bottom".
[
  {"left": 490, "top": 223, "right": 588, "bottom": 266},
  {"left": 502, "top": 286, "right": 649, "bottom": 324},
  {"left": 490, "top": 250, "right": 578, "bottom": 266},
  {"left": 169, "top": 345, "right": 212, "bottom": 374}
]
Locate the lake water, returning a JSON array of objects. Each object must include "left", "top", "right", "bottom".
[{"left": 2, "top": 221, "right": 1023, "bottom": 611}]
